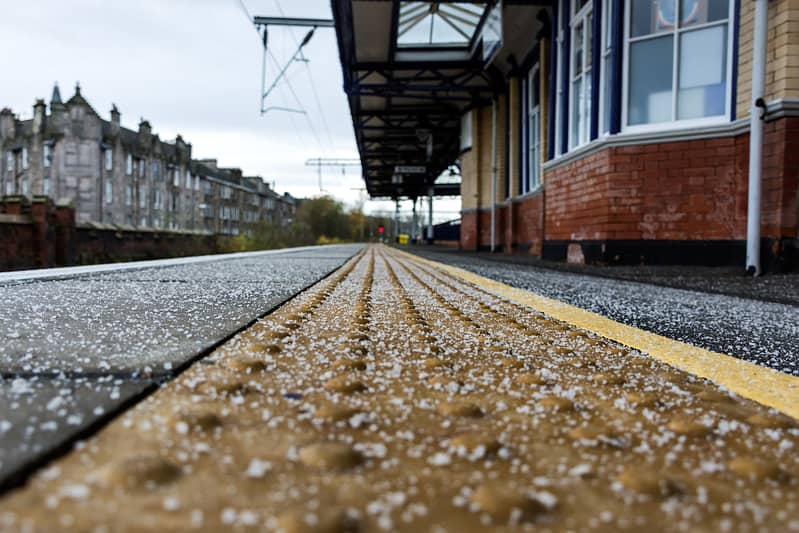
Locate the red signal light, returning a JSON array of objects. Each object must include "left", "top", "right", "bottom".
[{"left": 378, "top": 226, "right": 385, "bottom": 233}]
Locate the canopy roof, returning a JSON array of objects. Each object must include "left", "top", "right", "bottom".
[{"left": 332, "top": 0, "right": 548, "bottom": 199}]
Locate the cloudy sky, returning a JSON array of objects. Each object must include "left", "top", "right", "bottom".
[{"left": 0, "top": 0, "right": 460, "bottom": 221}]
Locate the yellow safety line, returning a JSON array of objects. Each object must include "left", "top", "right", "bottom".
[{"left": 395, "top": 248, "right": 799, "bottom": 420}]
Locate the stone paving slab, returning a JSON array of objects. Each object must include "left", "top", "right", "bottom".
[
  {"left": 2, "top": 245, "right": 796, "bottom": 532},
  {"left": 0, "top": 245, "right": 363, "bottom": 490}
]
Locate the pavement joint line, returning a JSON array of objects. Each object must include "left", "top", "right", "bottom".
[{"left": 396, "top": 248, "right": 799, "bottom": 420}]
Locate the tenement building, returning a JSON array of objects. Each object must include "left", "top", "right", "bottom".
[
  {"left": 0, "top": 84, "right": 295, "bottom": 235},
  {"left": 334, "top": 0, "right": 799, "bottom": 270}
]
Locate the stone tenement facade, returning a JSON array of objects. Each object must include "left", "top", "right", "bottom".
[{"left": 0, "top": 84, "right": 296, "bottom": 235}]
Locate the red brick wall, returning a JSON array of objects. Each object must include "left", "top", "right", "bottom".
[
  {"left": 460, "top": 210, "right": 477, "bottom": 251},
  {"left": 0, "top": 196, "right": 221, "bottom": 271},
  {"left": 511, "top": 192, "right": 545, "bottom": 254},
  {"left": 543, "top": 118, "right": 798, "bottom": 244},
  {"left": 762, "top": 117, "right": 799, "bottom": 239},
  {"left": 0, "top": 217, "right": 36, "bottom": 270}
]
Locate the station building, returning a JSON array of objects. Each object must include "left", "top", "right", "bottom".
[
  {"left": 0, "top": 84, "right": 296, "bottom": 236},
  {"left": 334, "top": 0, "right": 798, "bottom": 269}
]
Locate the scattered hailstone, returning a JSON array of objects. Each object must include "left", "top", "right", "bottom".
[
  {"left": 175, "top": 422, "right": 189, "bottom": 435},
  {"left": 0, "top": 421, "right": 11, "bottom": 434},
  {"left": 245, "top": 459, "right": 272, "bottom": 479},
  {"left": 427, "top": 452, "right": 452, "bottom": 466},
  {"left": 163, "top": 497, "right": 181, "bottom": 511},
  {"left": 59, "top": 484, "right": 90, "bottom": 500}
]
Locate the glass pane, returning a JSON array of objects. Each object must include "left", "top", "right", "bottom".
[
  {"left": 584, "top": 70, "right": 592, "bottom": 143},
  {"left": 586, "top": 13, "right": 593, "bottom": 67},
  {"left": 603, "top": 55, "right": 612, "bottom": 132},
  {"left": 572, "top": 77, "right": 583, "bottom": 146},
  {"left": 573, "top": 21, "right": 584, "bottom": 78},
  {"left": 680, "top": 0, "right": 728, "bottom": 27},
  {"left": 677, "top": 25, "right": 727, "bottom": 119},
  {"left": 631, "top": 0, "right": 676, "bottom": 37},
  {"left": 576, "top": 0, "right": 591, "bottom": 11},
  {"left": 628, "top": 35, "right": 674, "bottom": 125}
]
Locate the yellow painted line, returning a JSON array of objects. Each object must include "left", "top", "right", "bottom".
[{"left": 396, "top": 248, "right": 799, "bottom": 420}]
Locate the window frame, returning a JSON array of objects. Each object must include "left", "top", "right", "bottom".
[
  {"left": 44, "top": 144, "right": 52, "bottom": 168},
  {"left": 621, "top": 0, "right": 735, "bottom": 133},
  {"left": 598, "top": 0, "right": 613, "bottom": 136},
  {"left": 568, "top": 0, "right": 594, "bottom": 150},
  {"left": 104, "top": 178, "right": 113, "bottom": 205},
  {"left": 126, "top": 153, "right": 133, "bottom": 176},
  {"left": 521, "top": 63, "right": 543, "bottom": 195}
]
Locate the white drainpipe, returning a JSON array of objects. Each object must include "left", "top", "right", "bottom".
[
  {"left": 746, "top": 0, "right": 769, "bottom": 276},
  {"left": 490, "top": 98, "right": 498, "bottom": 253}
]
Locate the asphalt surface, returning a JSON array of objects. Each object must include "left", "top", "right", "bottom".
[
  {"left": 431, "top": 248, "right": 799, "bottom": 306},
  {"left": 0, "top": 244, "right": 362, "bottom": 489},
  {"left": 408, "top": 247, "right": 799, "bottom": 378}
]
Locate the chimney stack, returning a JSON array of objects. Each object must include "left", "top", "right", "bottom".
[
  {"left": 110, "top": 104, "right": 120, "bottom": 137},
  {"left": 33, "top": 99, "right": 46, "bottom": 134},
  {"left": 0, "top": 108, "right": 15, "bottom": 140}
]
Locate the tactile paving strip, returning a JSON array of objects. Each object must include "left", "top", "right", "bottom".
[{"left": 1, "top": 245, "right": 797, "bottom": 532}]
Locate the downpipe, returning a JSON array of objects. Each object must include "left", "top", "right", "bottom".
[
  {"left": 746, "top": 0, "right": 768, "bottom": 276},
  {"left": 490, "top": 98, "right": 498, "bottom": 253}
]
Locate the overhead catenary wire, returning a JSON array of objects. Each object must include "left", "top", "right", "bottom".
[
  {"left": 273, "top": 0, "right": 335, "bottom": 147},
  {"left": 230, "top": 0, "right": 325, "bottom": 155}
]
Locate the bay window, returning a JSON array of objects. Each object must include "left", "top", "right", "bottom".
[
  {"left": 570, "top": 0, "right": 593, "bottom": 148},
  {"left": 625, "top": 0, "right": 731, "bottom": 128}
]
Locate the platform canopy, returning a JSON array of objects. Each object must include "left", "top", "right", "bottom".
[{"left": 332, "top": 0, "right": 548, "bottom": 200}]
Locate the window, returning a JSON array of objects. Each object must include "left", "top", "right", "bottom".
[
  {"left": 21, "top": 147, "right": 29, "bottom": 170},
  {"left": 42, "top": 175, "right": 50, "bottom": 197},
  {"left": 125, "top": 184, "right": 133, "bottom": 207},
  {"left": 105, "top": 179, "right": 113, "bottom": 205},
  {"left": 599, "top": 0, "right": 613, "bottom": 134},
  {"left": 625, "top": 0, "right": 731, "bottom": 127},
  {"left": 460, "top": 112, "right": 473, "bottom": 151},
  {"left": 140, "top": 216, "right": 147, "bottom": 228},
  {"left": 570, "top": 0, "right": 593, "bottom": 148},
  {"left": 138, "top": 159, "right": 145, "bottom": 178},
  {"left": 185, "top": 170, "right": 192, "bottom": 189},
  {"left": 21, "top": 175, "right": 29, "bottom": 196},
  {"left": 139, "top": 184, "right": 147, "bottom": 209},
  {"left": 194, "top": 175, "right": 200, "bottom": 191},
  {"left": 5, "top": 179, "right": 14, "bottom": 195},
  {"left": 173, "top": 167, "right": 180, "bottom": 187},
  {"left": 154, "top": 189, "right": 162, "bottom": 210},
  {"left": 126, "top": 154, "right": 133, "bottom": 175},
  {"left": 6, "top": 151, "right": 13, "bottom": 172},
  {"left": 44, "top": 145, "right": 52, "bottom": 168},
  {"left": 104, "top": 149, "right": 112, "bottom": 171},
  {"left": 152, "top": 161, "right": 160, "bottom": 181},
  {"left": 522, "top": 65, "right": 542, "bottom": 194}
]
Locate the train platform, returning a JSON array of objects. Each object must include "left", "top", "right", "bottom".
[{"left": 1, "top": 245, "right": 797, "bottom": 532}]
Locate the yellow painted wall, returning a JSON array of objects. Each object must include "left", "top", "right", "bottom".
[
  {"left": 460, "top": 110, "right": 480, "bottom": 211},
  {"left": 737, "top": 0, "right": 799, "bottom": 118},
  {"left": 508, "top": 81, "right": 521, "bottom": 199}
]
